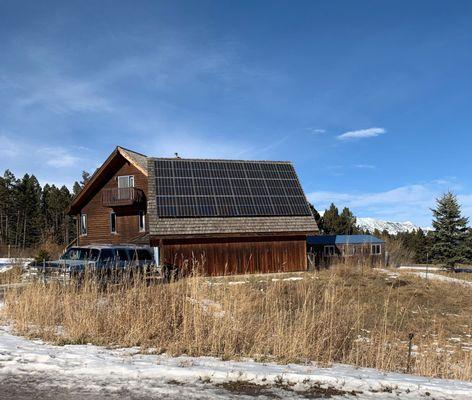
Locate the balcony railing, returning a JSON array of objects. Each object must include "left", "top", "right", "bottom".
[{"left": 102, "top": 187, "right": 144, "bottom": 207}]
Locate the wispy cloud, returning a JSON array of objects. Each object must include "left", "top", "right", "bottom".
[
  {"left": 306, "top": 127, "right": 326, "bottom": 135},
  {"left": 306, "top": 180, "right": 469, "bottom": 226},
  {"left": 0, "top": 134, "right": 20, "bottom": 157},
  {"left": 15, "top": 77, "right": 113, "bottom": 114},
  {"left": 354, "top": 164, "right": 376, "bottom": 169},
  {"left": 42, "top": 147, "right": 81, "bottom": 168},
  {"left": 337, "top": 127, "right": 386, "bottom": 140}
]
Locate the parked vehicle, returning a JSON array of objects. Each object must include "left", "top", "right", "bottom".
[{"left": 37, "top": 245, "right": 156, "bottom": 281}]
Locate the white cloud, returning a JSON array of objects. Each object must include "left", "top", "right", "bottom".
[
  {"left": 337, "top": 127, "right": 386, "bottom": 140},
  {"left": 41, "top": 147, "right": 81, "bottom": 168},
  {"left": 354, "top": 164, "right": 376, "bottom": 169},
  {"left": 0, "top": 134, "right": 20, "bottom": 157},
  {"left": 306, "top": 180, "right": 470, "bottom": 226},
  {"left": 306, "top": 127, "right": 326, "bottom": 135},
  {"left": 15, "top": 76, "right": 113, "bottom": 115}
]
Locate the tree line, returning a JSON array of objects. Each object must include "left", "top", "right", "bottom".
[{"left": 0, "top": 170, "right": 90, "bottom": 251}]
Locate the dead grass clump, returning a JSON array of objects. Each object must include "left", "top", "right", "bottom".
[
  {"left": 1, "top": 266, "right": 471, "bottom": 381},
  {"left": 0, "top": 266, "right": 24, "bottom": 285}
]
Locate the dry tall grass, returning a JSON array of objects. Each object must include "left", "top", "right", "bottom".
[
  {"left": 0, "top": 266, "right": 24, "bottom": 285},
  {"left": 1, "top": 267, "right": 471, "bottom": 381}
]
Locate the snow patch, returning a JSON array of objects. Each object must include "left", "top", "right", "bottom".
[{"left": 0, "top": 328, "right": 471, "bottom": 399}]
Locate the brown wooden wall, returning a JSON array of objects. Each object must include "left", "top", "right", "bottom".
[
  {"left": 77, "top": 156, "right": 148, "bottom": 246},
  {"left": 154, "top": 235, "right": 307, "bottom": 276}
]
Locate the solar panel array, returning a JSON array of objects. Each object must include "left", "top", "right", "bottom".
[{"left": 152, "top": 159, "right": 311, "bottom": 218}]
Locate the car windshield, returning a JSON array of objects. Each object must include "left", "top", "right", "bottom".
[{"left": 61, "top": 248, "right": 100, "bottom": 261}]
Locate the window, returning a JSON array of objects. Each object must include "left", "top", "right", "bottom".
[
  {"left": 323, "top": 245, "right": 336, "bottom": 257},
  {"left": 117, "top": 175, "right": 135, "bottom": 188},
  {"left": 99, "top": 249, "right": 115, "bottom": 264},
  {"left": 61, "top": 248, "right": 99, "bottom": 261},
  {"left": 110, "top": 212, "right": 117, "bottom": 234},
  {"left": 371, "top": 244, "right": 382, "bottom": 255},
  {"left": 139, "top": 211, "right": 146, "bottom": 232},
  {"left": 80, "top": 214, "right": 87, "bottom": 236},
  {"left": 116, "top": 248, "right": 130, "bottom": 261},
  {"left": 343, "top": 245, "right": 356, "bottom": 256}
]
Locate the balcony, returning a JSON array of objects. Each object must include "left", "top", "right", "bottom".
[{"left": 102, "top": 187, "right": 144, "bottom": 207}]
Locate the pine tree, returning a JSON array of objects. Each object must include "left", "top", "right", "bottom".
[
  {"left": 339, "top": 207, "right": 358, "bottom": 234},
  {"left": 308, "top": 203, "right": 324, "bottom": 233},
  {"left": 322, "top": 203, "right": 340, "bottom": 234},
  {"left": 430, "top": 192, "right": 469, "bottom": 269}
]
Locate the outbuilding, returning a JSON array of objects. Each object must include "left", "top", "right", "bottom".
[{"left": 307, "top": 234, "right": 386, "bottom": 268}]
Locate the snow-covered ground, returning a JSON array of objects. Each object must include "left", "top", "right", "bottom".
[
  {"left": 0, "top": 325, "right": 471, "bottom": 399},
  {"left": 409, "top": 271, "right": 472, "bottom": 287},
  {"left": 377, "top": 267, "right": 472, "bottom": 288},
  {"left": 0, "top": 258, "right": 32, "bottom": 273}
]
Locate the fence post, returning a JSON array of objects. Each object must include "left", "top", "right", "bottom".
[{"left": 407, "top": 333, "right": 414, "bottom": 373}]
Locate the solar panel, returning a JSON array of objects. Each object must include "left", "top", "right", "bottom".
[{"left": 152, "top": 159, "right": 311, "bottom": 218}]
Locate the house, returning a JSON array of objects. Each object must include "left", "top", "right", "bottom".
[
  {"left": 307, "top": 234, "right": 386, "bottom": 268},
  {"left": 68, "top": 146, "right": 318, "bottom": 275}
]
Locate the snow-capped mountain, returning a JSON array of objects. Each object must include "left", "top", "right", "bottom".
[{"left": 356, "top": 217, "right": 422, "bottom": 235}]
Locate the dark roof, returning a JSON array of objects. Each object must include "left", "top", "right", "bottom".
[
  {"left": 147, "top": 157, "right": 312, "bottom": 218},
  {"left": 307, "top": 235, "right": 385, "bottom": 245},
  {"left": 147, "top": 157, "right": 318, "bottom": 236}
]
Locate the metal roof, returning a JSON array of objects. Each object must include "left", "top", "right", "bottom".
[{"left": 307, "top": 235, "right": 385, "bottom": 245}]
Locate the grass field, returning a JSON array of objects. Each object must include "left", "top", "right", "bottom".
[
  {"left": 434, "top": 271, "right": 472, "bottom": 282},
  {"left": 1, "top": 266, "right": 471, "bottom": 381},
  {"left": 0, "top": 266, "right": 24, "bottom": 285}
]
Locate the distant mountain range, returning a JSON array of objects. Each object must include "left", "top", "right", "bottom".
[{"left": 356, "top": 217, "right": 428, "bottom": 235}]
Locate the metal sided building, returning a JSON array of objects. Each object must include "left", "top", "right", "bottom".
[{"left": 68, "top": 147, "right": 319, "bottom": 276}]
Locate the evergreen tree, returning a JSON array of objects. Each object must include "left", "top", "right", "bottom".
[
  {"left": 72, "top": 181, "right": 82, "bottom": 196},
  {"left": 339, "top": 207, "right": 358, "bottom": 234},
  {"left": 321, "top": 203, "right": 360, "bottom": 235},
  {"left": 80, "top": 171, "right": 91, "bottom": 186},
  {"left": 322, "top": 203, "right": 340, "bottom": 234},
  {"left": 0, "top": 169, "right": 77, "bottom": 251},
  {"left": 430, "top": 192, "right": 469, "bottom": 269},
  {"left": 308, "top": 203, "right": 324, "bottom": 233}
]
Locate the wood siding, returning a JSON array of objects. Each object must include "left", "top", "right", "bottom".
[
  {"left": 154, "top": 235, "right": 307, "bottom": 276},
  {"left": 77, "top": 156, "right": 148, "bottom": 246}
]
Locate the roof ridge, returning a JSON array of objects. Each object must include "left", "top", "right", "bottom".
[
  {"left": 148, "top": 157, "right": 293, "bottom": 164},
  {"left": 117, "top": 146, "right": 148, "bottom": 158}
]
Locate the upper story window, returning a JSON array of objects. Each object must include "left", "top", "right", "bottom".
[
  {"left": 117, "top": 175, "right": 135, "bottom": 188},
  {"left": 323, "top": 245, "right": 335, "bottom": 257},
  {"left": 80, "top": 213, "right": 87, "bottom": 236},
  {"left": 371, "top": 244, "right": 382, "bottom": 255}
]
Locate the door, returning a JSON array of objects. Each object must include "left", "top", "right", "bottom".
[{"left": 117, "top": 176, "right": 134, "bottom": 200}]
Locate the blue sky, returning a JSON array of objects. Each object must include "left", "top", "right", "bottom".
[{"left": 0, "top": 1, "right": 471, "bottom": 226}]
